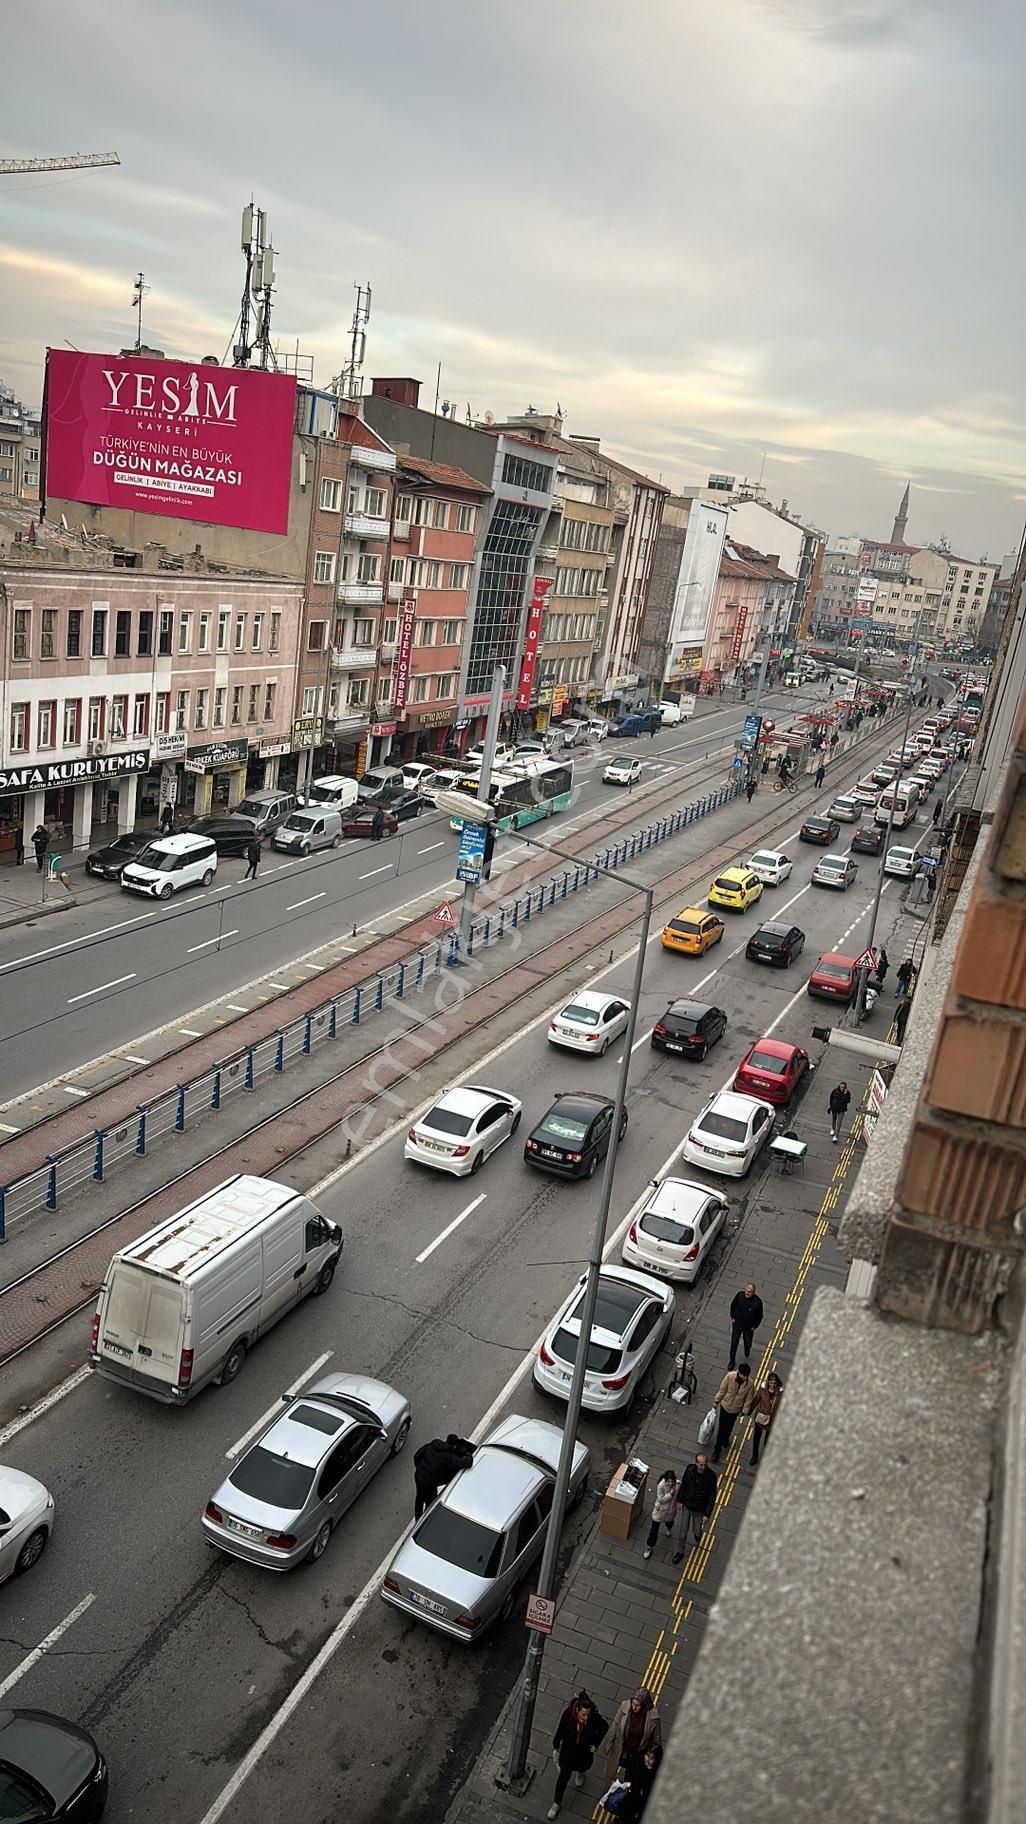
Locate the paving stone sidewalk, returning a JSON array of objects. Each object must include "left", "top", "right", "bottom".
[{"left": 446, "top": 1097, "right": 863, "bottom": 1824}]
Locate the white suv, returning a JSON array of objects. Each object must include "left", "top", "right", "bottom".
[{"left": 121, "top": 832, "right": 218, "bottom": 899}]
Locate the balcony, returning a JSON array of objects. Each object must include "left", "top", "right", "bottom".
[
  {"left": 387, "top": 581, "right": 405, "bottom": 602},
  {"left": 330, "top": 645, "right": 377, "bottom": 670},
  {"left": 347, "top": 444, "right": 396, "bottom": 473},
  {"left": 336, "top": 580, "right": 384, "bottom": 606},
  {"left": 345, "top": 512, "right": 390, "bottom": 540}
]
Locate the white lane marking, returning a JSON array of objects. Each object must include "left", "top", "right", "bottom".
[
  {"left": 359, "top": 864, "right": 392, "bottom": 880},
  {"left": 214, "top": 883, "right": 233, "bottom": 892},
  {"left": 226, "top": 1005, "right": 249, "bottom": 1014},
  {"left": 178, "top": 1028, "right": 203, "bottom": 1038},
  {"left": 0, "top": 1594, "right": 96, "bottom": 1701},
  {"left": 0, "top": 1367, "right": 92, "bottom": 1448},
  {"left": 187, "top": 931, "right": 239, "bottom": 955},
  {"left": 225, "top": 1351, "right": 335, "bottom": 1461},
  {"left": 67, "top": 972, "right": 136, "bottom": 1004},
  {"left": 415, "top": 1193, "right": 487, "bottom": 1265},
  {"left": 0, "top": 1120, "right": 19, "bottom": 1133},
  {"left": 120, "top": 1054, "right": 150, "bottom": 1065},
  {"left": 60, "top": 1085, "right": 90, "bottom": 1097},
  {"left": 0, "top": 911, "right": 156, "bottom": 975},
  {"left": 287, "top": 893, "right": 327, "bottom": 912},
  {"left": 418, "top": 842, "right": 445, "bottom": 855},
  {"left": 267, "top": 982, "right": 290, "bottom": 991}
]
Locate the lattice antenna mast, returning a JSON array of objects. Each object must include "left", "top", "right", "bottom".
[
  {"left": 333, "top": 283, "right": 371, "bottom": 401},
  {"left": 235, "top": 203, "right": 278, "bottom": 370}
]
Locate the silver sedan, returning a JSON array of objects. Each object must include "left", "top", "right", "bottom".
[{"left": 0, "top": 1466, "right": 54, "bottom": 1583}]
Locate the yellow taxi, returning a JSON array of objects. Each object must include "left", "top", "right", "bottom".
[
  {"left": 661, "top": 907, "right": 726, "bottom": 956},
  {"left": 708, "top": 866, "right": 764, "bottom": 913}
]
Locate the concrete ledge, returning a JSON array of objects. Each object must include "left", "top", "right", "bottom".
[
  {"left": 0, "top": 894, "right": 76, "bottom": 932},
  {"left": 647, "top": 1290, "right": 1004, "bottom": 1824}
]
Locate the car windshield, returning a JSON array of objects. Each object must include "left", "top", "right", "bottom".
[
  {"left": 561, "top": 1003, "right": 599, "bottom": 1025},
  {"left": 133, "top": 845, "right": 177, "bottom": 872},
  {"left": 283, "top": 813, "right": 317, "bottom": 832},
  {"left": 235, "top": 798, "right": 270, "bottom": 818},
  {"left": 539, "top": 1113, "right": 589, "bottom": 1143},
  {"left": 804, "top": 821, "right": 827, "bottom": 832},
  {"left": 668, "top": 919, "right": 702, "bottom": 935},
  {"left": 747, "top": 1050, "right": 789, "bottom": 1075},
  {"left": 415, "top": 1505, "right": 504, "bottom": 1579},
  {"left": 423, "top": 1106, "right": 474, "bottom": 1137},
  {"left": 819, "top": 859, "right": 845, "bottom": 872},
  {"left": 551, "top": 1324, "right": 623, "bottom": 1375},
  {"left": 817, "top": 962, "right": 850, "bottom": 980},
  {"left": 229, "top": 1447, "right": 315, "bottom": 1510},
  {"left": 308, "top": 783, "right": 341, "bottom": 804},
  {"left": 754, "top": 930, "right": 784, "bottom": 945},
  {"left": 662, "top": 1013, "right": 698, "bottom": 1034},
  {"left": 751, "top": 853, "right": 778, "bottom": 868},
  {"left": 640, "top": 1213, "right": 694, "bottom": 1245},
  {"left": 698, "top": 1111, "right": 749, "bottom": 1142}
]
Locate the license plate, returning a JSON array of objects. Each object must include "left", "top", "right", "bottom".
[
  {"left": 102, "top": 1340, "right": 131, "bottom": 1358},
  {"left": 408, "top": 1589, "right": 446, "bottom": 1615},
  {"left": 422, "top": 1140, "right": 447, "bottom": 1153},
  {"left": 225, "top": 1516, "right": 263, "bottom": 1540},
  {"left": 663, "top": 1040, "right": 683, "bottom": 1051},
  {"left": 542, "top": 1147, "right": 562, "bottom": 1159}
]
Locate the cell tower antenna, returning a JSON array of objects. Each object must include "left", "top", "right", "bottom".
[
  {"left": 131, "top": 271, "right": 148, "bottom": 351},
  {"left": 234, "top": 202, "right": 278, "bottom": 370},
  {"left": 333, "top": 282, "right": 372, "bottom": 402}
]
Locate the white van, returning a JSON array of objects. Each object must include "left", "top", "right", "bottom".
[
  {"left": 120, "top": 831, "right": 217, "bottom": 899},
  {"left": 90, "top": 1174, "right": 343, "bottom": 1403},
  {"left": 272, "top": 808, "right": 344, "bottom": 854},
  {"left": 659, "top": 698, "right": 695, "bottom": 725},
  {"left": 306, "top": 774, "right": 360, "bottom": 813},
  {"left": 873, "top": 782, "right": 917, "bottom": 829}
]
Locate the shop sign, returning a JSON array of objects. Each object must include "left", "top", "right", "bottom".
[
  {"left": 371, "top": 721, "right": 397, "bottom": 737},
  {"left": 516, "top": 576, "right": 552, "bottom": 710},
  {"left": 258, "top": 738, "right": 290, "bottom": 758},
  {"left": 152, "top": 730, "right": 187, "bottom": 760},
  {"left": 291, "top": 716, "right": 323, "bottom": 752},
  {"left": 730, "top": 605, "right": 751, "bottom": 664},
  {"left": 393, "top": 596, "right": 418, "bottom": 713},
  {"left": 552, "top": 685, "right": 569, "bottom": 714},
  {"left": 418, "top": 708, "right": 454, "bottom": 729},
  {"left": 0, "top": 749, "right": 150, "bottom": 792},
  {"left": 186, "top": 737, "right": 249, "bottom": 770}
]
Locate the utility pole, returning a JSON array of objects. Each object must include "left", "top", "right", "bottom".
[
  {"left": 131, "top": 272, "right": 148, "bottom": 351},
  {"left": 456, "top": 664, "right": 504, "bottom": 960},
  {"left": 852, "top": 654, "right": 918, "bottom": 1023}
]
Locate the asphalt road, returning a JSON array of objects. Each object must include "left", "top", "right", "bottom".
[
  {"left": 0, "top": 694, "right": 803, "bottom": 1104},
  {"left": 0, "top": 729, "right": 934, "bottom": 1824}
]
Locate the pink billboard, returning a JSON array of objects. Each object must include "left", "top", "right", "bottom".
[{"left": 44, "top": 349, "right": 297, "bottom": 535}]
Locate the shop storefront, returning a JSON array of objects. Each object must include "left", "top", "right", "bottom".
[
  {"left": 184, "top": 738, "right": 250, "bottom": 814},
  {"left": 0, "top": 749, "right": 151, "bottom": 856}
]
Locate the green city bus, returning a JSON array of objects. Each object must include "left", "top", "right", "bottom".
[{"left": 449, "top": 760, "right": 575, "bottom": 831}]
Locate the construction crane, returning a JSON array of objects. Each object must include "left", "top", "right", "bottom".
[{"left": 0, "top": 152, "right": 120, "bottom": 175}]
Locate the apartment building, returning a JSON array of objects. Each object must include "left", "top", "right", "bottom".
[
  {"left": 700, "top": 542, "right": 776, "bottom": 686},
  {"left": 811, "top": 548, "right": 860, "bottom": 634},
  {"left": 0, "top": 384, "right": 41, "bottom": 503},
  {"left": 864, "top": 546, "right": 949, "bottom": 644},
  {"left": 937, "top": 552, "right": 998, "bottom": 643}
]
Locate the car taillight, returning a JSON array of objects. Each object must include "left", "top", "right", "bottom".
[
  {"left": 526, "top": 1138, "right": 538, "bottom": 1151},
  {"left": 540, "top": 1343, "right": 555, "bottom": 1365},
  {"left": 452, "top": 1145, "right": 470, "bottom": 1158},
  {"left": 602, "top": 1373, "right": 631, "bottom": 1389},
  {"left": 586, "top": 1033, "right": 600, "bottom": 1042},
  {"left": 407, "top": 1127, "right": 417, "bottom": 1141},
  {"left": 204, "top": 1501, "right": 224, "bottom": 1524},
  {"left": 628, "top": 1222, "right": 639, "bottom": 1245},
  {"left": 90, "top": 1313, "right": 101, "bottom": 1354},
  {"left": 683, "top": 1241, "right": 701, "bottom": 1261},
  {"left": 688, "top": 1035, "right": 703, "bottom": 1047},
  {"left": 455, "top": 1614, "right": 482, "bottom": 1632},
  {"left": 178, "top": 1348, "right": 194, "bottom": 1388},
  {"left": 383, "top": 1575, "right": 401, "bottom": 1595},
  {"left": 264, "top": 1533, "right": 298, "bottom": 1552},
  {"left": 653, "top": 1024, "right": 666, "bottom": 1037},
  {"left": 548, "top": 1020, "right": 557, "bottom": 1030}
]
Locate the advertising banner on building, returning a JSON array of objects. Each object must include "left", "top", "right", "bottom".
[
  {"left": 730, "top": 603, "right": 750, "bottom": 664},
  {"left": 0, "top": 750, "right": 149, "bottom": 792},
  {"left": 44, "top": 350, "right": 296, "bottom": 535},
  {"left": 516, "top": 576, "right": 553, "bottom": 710},
  {"left": 393, "top": 596, "right": 418, "bottom": 713}
]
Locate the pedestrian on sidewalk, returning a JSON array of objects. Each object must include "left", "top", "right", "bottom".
[
  {"left": 548, "top": 1689, "right": 608, "bottom": 1818},
  {"left": 671, "top": 1452, "right": 718, "bottom": 1563},
  {"left": 642, "top": 1470, "right": 678, "bottom": 1559},
  {"left": 243, "top": 834, "right": 263, "bottom": 881},
  {"left": 711, "top": 1365, "right": 752, "bottom": 1461},
  {"left": 895, "top": 992, "right": 913, "bottom": 1045},
  {"left": 814, "top": 761, "right": 825, "bottom": 789},
  {"left": 159, "top": 800, "right": 175, "bottom": 836},
  {"left": 895, "top": 957, "right": 916, "bottom": 996},
  {"left": 14, "top": 824, "right": 24, "bottom": 865},
  {"left": 745, "top": 776, "right": 757, "bottom": 803},
  {"left": 371, "top": 805, "right": 386, "bottom": 842},
  {"left": 604, "top": 1689, "right": 661, "bottom": 1789},
  {"left": 31, "top": 824, "right": 50, "bottom": 872},
  {"left": 875, "top": 946, "right": 889, "bottom": 984},
  {"left": 620, "top": 1744, "right": 662, "bottom": 1823},
  {"left": 728, "top": 1282, "right": 764, "bottom": 1368},
  {"left": 412, "top": 1434, "right": 473, "bottom": 1520},
  {"left": 828, "top": 1081, "right": 851, "bottom": 1142},
  {"left": 746, "top": 1371, "right": 783, "bottom": 1467},
  {"left": 932, "top": 800, "right": 942, "bottom": 827}
]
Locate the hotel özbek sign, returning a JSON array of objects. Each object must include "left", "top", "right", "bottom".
[{"left": 44, "top": 350, "right": 297, "bottom": 535}]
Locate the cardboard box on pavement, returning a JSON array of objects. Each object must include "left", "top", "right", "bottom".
[{"left": 601, "top": 1459, "right": 649, "bottom": 1541}]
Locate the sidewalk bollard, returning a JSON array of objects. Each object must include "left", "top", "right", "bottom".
[
  {"left": 572, "top": 868, "right": 580, "bottom": 893},
  {"left": 244, "top": 1045, "right": 256, "bottom": 1087},
  {"left": 211, "top": 1067, "right": 222, "bottom": 1110},
  {"left": 136, "top": 1107, "right": 147, "bottom": 1156},
  {"left": 467, "top": 926, "right": 475, "bottom": 958},
  {"left": 560, "top": 873, "right": 568, "bottom": 900},
  {"left": 46, "top": 1157, "right": 58, "bottom": 1210},
  {"left": 548, "top": 880, "right": 556, "bottom": 907},
  {"left": 499, "top": 905, "right": 507, "bottom": 935},
  {"left": 274, "top": 1032, "right": 285, "bottom": 1072},
  {"left": 483, "top": 917, "right": 491, "bottom": 945},
  {"left": 93, "top": 1130, "right": 105, "bottom": 1180},
  {"left": 352, "top": 986, "right": 362, "bottom": 1025}
]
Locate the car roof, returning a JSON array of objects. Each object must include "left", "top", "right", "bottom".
[
  {"left": 803, "top": 816, "right": 831, "bottom": 826},
  {"left": 754, "top": 921, "right": 794, "bottom": 936},
  {"left": 717, "top": 866, "right": 751, "bottom": 881},
  {"left": 147, "top": 831, "right": 213, "bottom": 854},
  {"left": 666, "top": 998, "right": 717, "bottom": 1018},
  {"left": 645, "top": 1178, "right": 720, "bottom": 1220},
  {"left": 706, "top": 1090, "right": 774, "bottom": 1119},
  {"left": 818, "top": 852, "right": 849, "bottom": 864},
  {"left": 431, "top": 1086, "right": 501, "bottom": 1118},
  {"left": 746, "top": 1037, "right": 798, "bottom": 1060},
  {"left": 671, "top": 905, "right": 708, "bottom": 919},
  {"left": 562, "top": 990, "right": 619, "bottom": 1012},
  {"left": 0, "top": 1465, "right": 49, "bottom": 1511},
  {"left": 561, "top": 1267, "right": 663, "bottom": 1341},
  {"left": 444, "top": 1445, "right": 544, "bottom": 1527},
  {"left": 545, "top": 1091, "right": 613, "bottom": 1120},
  {"left": 250, "top": 1399, "right": 358, "bottom": 1471},
  {"left": 816, "top": 950, "right": 856, "bottom": 967},
  {"left": 751, "top": 848, "right": 786, "bottom": 861}
]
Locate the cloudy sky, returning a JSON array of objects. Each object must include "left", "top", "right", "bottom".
[{"left": 2, "top": 0, "right": 1023, "bottom": 557}]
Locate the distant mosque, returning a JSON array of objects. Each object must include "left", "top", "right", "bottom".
[{"left": 891, "top": 482, "right": 910, "bottom": 545}]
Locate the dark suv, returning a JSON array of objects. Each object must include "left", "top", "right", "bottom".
[
  {"left": 186, "top": 815, "right": 256, "bottom": 857},
  {"left": 745, "top": 922, "right": 806, "bottom": 968},
  {"left": 651, "top": 999, "right": 728, "bottom": 1059}
]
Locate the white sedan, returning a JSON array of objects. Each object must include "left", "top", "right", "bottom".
[
  {"left": 0, "top": 1466, "right": 54, "bottom": 1583},
  {"left": 405, "top": 1084, "right": 522, "bottom": 1176},
  {"left": 681, "top": 1090, "right": 776, "bottom": 1178},
  {"left": 747, "top": 848, "right": 792, "bottom": 886},
  {"left": 622, "top": 1179, "right": 729, "bottom": 1284},
  {"left": 884, "top": 844, "right": 920, "bottom": 878},
  {"left": 603, "top": 757, "right": 643, "bottom": 787},
  {"left": 534, "top": 1266, "right": 674, "bottom": 1414},
  {"left": 548, "top": 990, "right": 631, "bottom": 1056}
]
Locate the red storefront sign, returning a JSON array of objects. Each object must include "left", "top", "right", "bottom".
[
  {"left": 516, "top": 576, "right": 553, "bottom": 710},
  {"left": 730, "top": 603, "right": 751, "bottom": 665},
  {"left": 393, "top": 596, "right": 418, "bottom": 713}
]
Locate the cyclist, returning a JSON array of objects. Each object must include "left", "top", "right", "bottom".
[{"left": 778, "top": 754, "right": 794, "bottom": 787}]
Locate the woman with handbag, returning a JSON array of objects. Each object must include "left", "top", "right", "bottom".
[
  {"left": 746, "top": 1371, "right": 783, "bottom": 1467},
  {"left": 604, "top": 1688, "right": 661, "bottom": 1788},
  {"left": 547, "top": 1689, "right": 607, "bottom": 1819}
]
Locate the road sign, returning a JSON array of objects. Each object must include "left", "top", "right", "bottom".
[
  {"left": 434, "top": 901, "right": 456, "bottom": 927},
  {"left": 852, "top": 946, "right": 877, "bottom": 969},
  {"left": 456, "top": 820, "right": 488, "bottom": 885},
  {"left": 524, "top": 1592, "right": 555, "bottom": 1634}
]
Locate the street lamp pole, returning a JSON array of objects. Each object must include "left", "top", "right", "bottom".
[
  {"left": 456, "top": 662, "right": 505, "bottom": 960},
  {"left": 851, "top": 644, "right": 919, "bottom": 1023}
]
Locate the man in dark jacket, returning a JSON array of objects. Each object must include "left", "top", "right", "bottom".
[
  {"left": 828, "top": 1081, "right": 852, "bottom": 1142},
  {"left": 728, "top": 1282, "right": 764, "bottom": 1369},
  {"left": 413, "top": 1434, "right": 474, "bottom": 1519},
  {"left": 31, "top": 823, "right": 50, "bottom": 872},
  {"left": 548, "top": 1689, "right": 607, "bottom": 1817},
  {"left": 671, "top": 1453, "right": 718, "bottom": 1563},
  {"left": 371, "top": 805, "right": 386, "bottom": 841},
  {"left": 243, "top": 835, "right": 262, "bottom": 881}
]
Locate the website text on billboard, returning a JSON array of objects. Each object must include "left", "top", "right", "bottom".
[{"left": 44, "top": 350, "right": 296, "bottom": 535}]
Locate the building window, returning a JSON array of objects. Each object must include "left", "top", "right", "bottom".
[
  {"left": 12, "top": 608, "right": 30, "bottom": 660},
  {"left": 347, "top": 678, "right": 369, "bottom": 707},
  {"left": 313, "top": 551, "right": 336, "bottom": 585},
  {"left": 231, "top": 685, "right": 243, "bottom": 724},
  {"left": 358, "top": 553, "right": 380, "bottom": 583},
  {"left": 411, "top": 674, "right": 430, "bottom": 703},
  {"left": 217, "top": 608, "right": 230, "bottom": 651},
  {"left": 198, "top": 611, "right": 212, "bottom": 653},
  {"left": 395, "top": 494, "right": 412, "bottom": 526},
  {"left": 39, "top": 608, "right": 57, "bottom": 659},
  {"left": 158, "top": 608, "right": 174, "bottom": 656},
  {"left": 66, "top": 610, "right": 82, "bottom": 658},
  {"left": 251, "top": 612, "right": 264, "bottom": 649},
  {"left": 213, "top": 687, "right": 226, "bottom": 727},
  {"left": 320, "top": 476, "right": 342, "bottom": 512},
  {"left": 88, "top": 697, "right": 104, "bottom": 741},
  {"left": 133, "top": 694, "right": 149, "bottom": 738},
  {"left": 435, "top": 672, "right": 457, "bottom": 700},
  {"left": 62, "top": 699, "right": 81, "bottom": 746},
  {"left": 415, "top": 619, "right": 436, "bottom": 646},
  {"left": 155, "top": 692, "right": 170, "bottom": 734},
  {"left": 263, "top": 681, "right": 276, "bottom": 720},
  {"left": 109, "top": 694, "right": 127, "bottom": 739},
  {"left": 432, "top": 499, "right": 449, "bottom": 530},
  {"left": 269, "top": 612, "right": 281, "bottom": 652},
  {"left": 441, "top": 620, "right": 462, "bottom": 645},
  {"left": 302, "top": 686, "right": 317, "bottom": 715},
  {"left": 9, "top": 703, "right": 28, "bottom": 751},
  {"left": 114, "top": 610, "right": 131, "bottom": 657},
  {"left": 354, "top": 617, "right": 374, "bottom": 645},
  {"left": 175, "top": 690, "right": 189, "bottom": 731},
  {"left": 501, "top": 452, "right": 550, "bottom": 493},
  {"left": 389, "top": 557, "right": 406, "bottom": 585},
  {"left": 247, "top": 683, "right": 258, "bottom": 722},
  {"left": 37, "top": 700, "right": 56, "bottom": 748},
  {"left": 412, "top": 497, "right": 432, "bottom": 527},
  {"left": 233, "top": 614, "right": 246, "bottom": 652},
  {"left": 138, "top": 610, "right": 153, "bottom": 656},
  {"left": 448, "top": 563, "right": 470, "bottom": 591},
  {"left": 382, "top": 618, "right": 397, "bottom": 645},
  {"left": 194, "top": 688, "right": 208, "bottom": 729},
  {"left": 366, "top": 486, "right": 386, "bottom": 518},
  {"left": 308, "top": 620, "right": 326, "bottom": 652},
  {"left": 456, "top": 503, "right": 477, "bottom": 535}
]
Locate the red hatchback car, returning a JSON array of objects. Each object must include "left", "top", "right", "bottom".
[
  {"left": 733, "top": 1037, "right": 811, "bottom": 1106},
  {"left": 807, "top": 951, "right": 859, "bottom": 1003}
]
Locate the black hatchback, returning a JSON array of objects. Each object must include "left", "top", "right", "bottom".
[
  {"left": 651, "top": 999, "right": 728, "bottom": 1060},
  {"left": 851, "top": 824, "right": 884, "bottom": 855},
  {"left": 0, "top": 1709, "right": 107, "bottom": 1820},
  {"left": 799, "top": 816, "right": 840, "bottom": 845},
  {"left": 745, "top": 921, "right": 806, "bottom": 968},
  {"left": 524, "top": 1091, "right": 628, "bottom": 1179},
  {"left": 85, "top": 831, "right": 149, "bottom": 880}
]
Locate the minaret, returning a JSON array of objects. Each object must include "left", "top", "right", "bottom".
[{"left": 891, "top": 482, "right": 910, "bottom": 544}]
